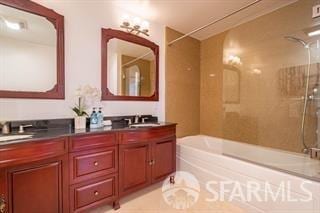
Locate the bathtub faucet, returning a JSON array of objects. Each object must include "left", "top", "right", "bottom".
[{"left": 309, "top": 147, "right": 320, "bottom": 160}]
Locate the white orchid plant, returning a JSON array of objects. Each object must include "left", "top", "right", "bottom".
[{"left": 72, "top": 85, "right": 100, "bottom": 117}]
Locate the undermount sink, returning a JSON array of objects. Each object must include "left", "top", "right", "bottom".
[
  {"left": 0, "top": 134, "right": 33, "bottom": 142},
  {"left": 129, "top": 123, "right": 161, "bottom": 128}
]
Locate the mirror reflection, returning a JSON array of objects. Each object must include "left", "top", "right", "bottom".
[
  {"left": 0, "top": 3, "right": 57, "bottom": 92},
  {"left": 107, "top": 38, "right": 156, "bottom": 97},
  {"left": 223, "top": 65, "right": 240, "bottom": 104}
]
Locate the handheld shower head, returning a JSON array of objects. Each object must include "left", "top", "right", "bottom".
[{"left": 284, "top": 36, "right": 308, "bottom": 48}]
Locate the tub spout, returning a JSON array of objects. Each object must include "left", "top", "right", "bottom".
[{"left": 309, "top": 148, "right": 320, "bottom": 160}]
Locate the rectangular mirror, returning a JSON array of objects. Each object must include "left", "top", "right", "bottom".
[
  {"left": 0, "top": 0, "right": 64, "bottom": 99},
  {"left": 101, "top": 28, "right": 159, "bottom": 101}
]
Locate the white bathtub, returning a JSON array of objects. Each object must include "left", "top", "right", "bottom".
[{"left": 177, "top": 135, "right": 320, "bottom": 213}]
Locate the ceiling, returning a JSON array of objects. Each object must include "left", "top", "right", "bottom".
[
  {"left": 0, "top": 4, "right": 56, "bottom": 46},
  {"left": 113, "top": 0, "right": 298, "bottom": 40}
]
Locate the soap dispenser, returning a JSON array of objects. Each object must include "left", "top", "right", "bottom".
[
  {"left": 97, "top": 107, "right": 104, "bottom": 128},
  {"left": 90, "top": 107, "right": 99, "bottom": 128}
]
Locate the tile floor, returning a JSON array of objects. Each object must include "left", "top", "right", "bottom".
[{"left": 90, "top": 183, "right": 246, "bottom": 213}]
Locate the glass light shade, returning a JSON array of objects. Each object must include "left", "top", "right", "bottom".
[
  {"left": 133, "top": 17, "right": 141, "bottom": 26},
  {"left": 141, "top": 20, "right": 149, "bottom": 30},
  {"left": 122, "top": 14, "right": 130, "bottom": 24}
]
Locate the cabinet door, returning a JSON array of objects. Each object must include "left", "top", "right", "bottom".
[
  {"left": 119, "top": 143, "right": 151, "bottom": 196},
  {"left": 7, "top": 156, "right": 68, "bottom": 213},
  {"left": 152, "top": 140, "right": 176, "bottom": 183},
  {"left": 0, "top": 169, "right": 7, "bottom": 213}
]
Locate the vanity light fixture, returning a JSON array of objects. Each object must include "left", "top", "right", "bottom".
[
  {"left": 227, "top": 55, "right": 242, "bottom": 66},
  {"left": 0, "top": 16, "right": 27, "bottom": 31},
  {"left": 120, "top": 15, "right": 150, "bottom": 36}
]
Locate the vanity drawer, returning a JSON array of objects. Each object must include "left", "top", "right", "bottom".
[
  {"left": 119, "top": 125, "right": 176, "bottom": 144},
  {"left": 69, "top": 147, "right": 118, "bottom": 184},
  {"left": 69, "top": 133, "right": 117, "bottom": 152},
  {"left": 0, "top": 137, "right": 67, "bottom": 168},
  {"left": 70, "top": 174, "right": 118, "bottom": 212}
]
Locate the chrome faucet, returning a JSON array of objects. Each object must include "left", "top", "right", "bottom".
[
  {"left": 141, "top": 117, "right": 149, "bottom": 123},
  {"left": 134, "top": 115, "right": 140, "bottom": 124},
  {"left": 0, "top": 122, "right": 10, "bottom": 134},
  {"left": 18, "top": 124, "right": 32, "bottom": 133},
  {"left": 309, "top": 148, "right": 320, "bottom": 160}
]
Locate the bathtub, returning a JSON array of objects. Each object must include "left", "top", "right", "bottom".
[{"left": 177, "top": 135, "right": 320, "bottom": 213}]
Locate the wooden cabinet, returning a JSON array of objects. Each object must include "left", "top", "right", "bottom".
[
  {"left": 0, "top": 156, "right": 68, "bottom": 213},
  {"left": 0, "top": 169, "right": 7, "bottom": 213},
  {"left": 0, "top": 124, "right": 176, "bottom": 213},
  {"left": 69, "top": 132, "right": 118, "bottom": 212},
  {"left": 119, "top": 142, "right": 152, "bottom": 196},
  {"left": 119, "top": 126, "right": 176, "bottom": 197},
  {"left": 69, "top": 147, "right": 118, "bottom": 184},
  {"left": 70, "top": 174, "right": 117, "bottom": 213},
  {"left": 0, "top": 138, "right": 68, "bottom": 213},
  {"left": 152, "top": 139, "right": 176, "bottom": 182}
]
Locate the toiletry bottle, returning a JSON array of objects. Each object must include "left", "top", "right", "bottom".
[
  {"left": 98, "top": 107, "right": 104, "bottom": 127},
  {"left": 90, "top": 107, "right": 98, "bottom": 128}
]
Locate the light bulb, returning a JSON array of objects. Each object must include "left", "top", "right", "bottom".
[
  {"left": 122, "top": 14, "right": 129, "bottom": 23},
  {"left": 141, "top": 21, "right": 149, "bottom": 31},
  {"left": 4, "top": 20, "right": 21, "bottom": 30},
  {"left": 133, "top": 17, "right": 141, "bottom": 27}
]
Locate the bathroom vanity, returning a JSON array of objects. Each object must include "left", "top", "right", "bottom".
[
  {"left": 0, "top": 0, "right": 171, "bottom": 212},
  {"left": 0, "top": 122, "right": 176, "bottom": 213}
]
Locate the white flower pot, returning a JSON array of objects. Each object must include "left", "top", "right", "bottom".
[{"left": 74, "top": 116, "right": 87, "bottom": 129}]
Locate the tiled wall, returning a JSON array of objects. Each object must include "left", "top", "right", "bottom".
[
  {"left": 200, "top": 0, "right": 319, "bottom": 152},
  {"left": 166, "top": 0, "right": 319, "bottom": 152},
  {"left": 165, "top": 27, "right": 200, "bottom": 138}
]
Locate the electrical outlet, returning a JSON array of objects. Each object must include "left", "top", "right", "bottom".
[{"left": 313, "top": 5, "right": 320, "bottom": 18}]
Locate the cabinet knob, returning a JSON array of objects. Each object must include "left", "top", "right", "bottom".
[
  {"left": 170, "top": 175, "right": 175, "bottom": 184},
  {"left": 94, "top": 191, "right": 99, "bottom": 196},
  {"left": 0, "top": 195, "right": 6, "bottom": 213},
  {"left": 94, "top": 161, "right": 99, "bottom": 166},
  {"left": 149, "top": 160, "right": 155, "bottom": 165}
]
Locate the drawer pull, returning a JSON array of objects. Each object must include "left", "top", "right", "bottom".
[
  {"left": 94, "top": 191, "right": 99, "bottom": 196},
  {"left": 94, "top": 161, "right": 99, "bottom": 166},
  {"left": 149, "top": 160, "right": 155, "bottom": 166}
]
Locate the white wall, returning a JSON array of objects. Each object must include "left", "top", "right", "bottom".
[
  {"left": 0, "top": 0, "right": 166, "bottom": 121},
  {"left": 0, "top": 36, "right": 56, "bottom": 92}
]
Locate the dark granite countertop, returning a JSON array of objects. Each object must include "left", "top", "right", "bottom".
[{"left": 0, "top": 122, "right": 176, "bottom": 146}]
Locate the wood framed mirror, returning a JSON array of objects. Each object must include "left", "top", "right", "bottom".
[
  {"left": 101, "top": 28, "right": 159, "bottom": 101},
  {"left": 0, "top": 0, "right": 64, "bottom": 99}
]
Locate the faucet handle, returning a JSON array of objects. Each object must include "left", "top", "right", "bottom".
[
  {"left": 124, "top": 118, "right": 132, "bottom": 125},
  {"left": 1, "top": 122, "right": 10, "bottom": 134},
  {"left": 134, "top": 115, "right": 141, "bottom": 124},
  {"left": 141, "top": 117, "right": 149, "bottom": 123}
]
